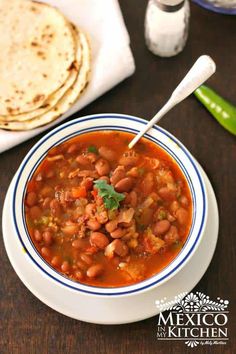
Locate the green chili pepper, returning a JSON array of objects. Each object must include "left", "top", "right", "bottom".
[{"left": 194, "top": 85, "right": 236, "bottom": 136}]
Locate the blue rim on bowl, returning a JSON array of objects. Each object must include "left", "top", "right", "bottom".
[
  {"left": 193, "top": 0, "right": 236, "bottom": 15},
  {"left": 12, "top": 114, "right": 207, "bottom": 296}
]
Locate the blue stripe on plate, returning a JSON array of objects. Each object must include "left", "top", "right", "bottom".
[{"left": 193, "top": 0, "right": 236, "bottom": 15}]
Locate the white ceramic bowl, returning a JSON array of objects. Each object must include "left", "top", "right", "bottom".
[{"left": 12, "top": 113, "right": 208, "bottom": 297}]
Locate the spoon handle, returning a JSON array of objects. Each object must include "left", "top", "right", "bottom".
[
  {"left": 128, "top": 55, "right": 216, "bottom": 149},
  {"left": 171, "top": 55, "right": 216, "bottom": 104}
]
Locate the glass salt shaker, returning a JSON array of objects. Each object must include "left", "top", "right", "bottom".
[{"left": 145, "top": 0, "right": 190, "bottom": 57}]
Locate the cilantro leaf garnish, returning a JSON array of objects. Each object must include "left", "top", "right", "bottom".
[
  {"left": 93, "top": 179, "right": 125, "bottom": 210},
  {"left": 87, "top": 145, "right": 98, "bottom": 154}
]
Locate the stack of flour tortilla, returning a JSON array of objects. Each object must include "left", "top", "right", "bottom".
[{"left": 0, "top": 0, "right": 91, "bottom": 130}]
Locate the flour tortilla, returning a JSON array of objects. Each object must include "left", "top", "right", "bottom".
[
  {"left": 0, "top": 0, "right": 76, "bottom": 115},
  {"left": 0, "top": 30, "right": 91, "bottom": 131},
  {"left": 0, "top": 25, "right": 82, "bottom": 122}
]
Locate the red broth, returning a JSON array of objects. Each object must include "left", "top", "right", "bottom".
[{"left": 24, "top": 131, "right": 192, "bottom": 287}]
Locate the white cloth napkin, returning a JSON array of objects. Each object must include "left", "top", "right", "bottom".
[{"left": 0, "top": 0, "right": 135, "bottom": 153}]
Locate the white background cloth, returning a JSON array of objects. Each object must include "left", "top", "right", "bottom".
[{"left": 0, "top": 0, "right": 135, "bottom": 153}]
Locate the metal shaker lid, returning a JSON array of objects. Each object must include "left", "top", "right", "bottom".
[
  {"left": 159, "top": 0, "right": 184, "bottom": 5},
  {"left": 155, "top": 0, "right": 185, "bottom": 12}
]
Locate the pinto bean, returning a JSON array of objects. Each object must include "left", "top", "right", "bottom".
[
  {"left": 72, "top": 239, "right": 84, "bottom": 249},
  {"left": 26, "top": 192, "right": 37, "bottom": 206},
  {"left": 179, "top": 196, "right": 189, "bottom": 207},
  {"left": 41, "top": 247, "right": 51, "bottom": 258},
  {"left": 84, "top": 246, "right": 98, "bottom": 255},
  {"left": 50, "top": 199, "right": 61, "bottom": 217},
  {"left": 141, "top": 172, "right": 154, "bottom": 195},
  {"left": 96, "top": 210, "right": 108, "bottom": 224},
  {"left": 105, "top": 219, "right": 118, "bottom": 233},
  {"left": 61, "top": 222, "right": 79, "bottom": 235},
  {"left": 34, "top": 229, "right": 42, "bottom": 242},
  {"left": 110, "top": 228, "right": 126, "bottom": 239},
  {"left": 158, "top": 187, "right": 176, "bottom": 201},
  {"left": 164, "top": 226, "right": 179, "bottom": 244},
  {"left": 40, "top": 185, "right": 54, "bottom": 198},
  {"left": 170, "top": 200, "right": 180, "bottom": 213},
  {"left": 98, "top": 176, "right": 110, "bottom": 184},
  {"left": 127, "top": 167, "right": 139, "bottom": 178},
  {"left": 67, "top": 143, "right": 78, "bottom": 154},
  {"left": 77, "top": 260, "right": 87, "bottom": 271},
  {"left": 80, "top": 253, "right": 93, "bottom": 265},
  {"left": 139, "top": 208, "right": 153, "bottom": 226},
  {"left": 95, "top": 158, "right": 110, "bottom": 176},
  {"left": 129, "top": 190, "right": 138, "bottom": 207},
  {"left": 86, "top": 152, "right": 98, "bottom": 163},
  {"left": 61, "top": 261, "right": 70, "bottom": 272},
  {"left": 98, "top": 146, "right": 116, "bottom": 161},
  {"left": 85, "top": 203, "right": 96, "bottom": 217},
  {"left": 87, "top": 264, "right": 104, "bottom": 278},
  {"left": 110, "top": 166, "right": 126, "bottom": 185},
  {"left": 42, "top": 230, "right": 53, "bottom": 245},
  {"left": 115, "top": 177, "right": 134, "bottom": 193},
  {"left": 87, "top": 219, "right": 101, "bottom": 231},
  {"left": 176, "top": 208, "right": 189, "bottom": 225},
  {"left": 153, "top": 220, "right": 170, "bottom": 235},
  {"left": 113, "top": 239, "right": 129, "bottom": 257},
  {"left": 51, "top": 256, "right": 61, "bottom": 267},
  {"left": 90, "top": 232, "right": 109, "bottom": 249},
  {"left": 29, "top": 205, "right": 42, "bottom": 220},
  {"left": 76, "top": 155, "right": 90, "bottom": 165}
]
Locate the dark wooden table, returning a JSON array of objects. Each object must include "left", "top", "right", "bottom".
[{"left": 0, "top": 2, "right": 235, "bottom": 353}]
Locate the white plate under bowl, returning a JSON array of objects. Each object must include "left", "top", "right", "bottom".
[{"left": 2, "top": 164, "right": 218, "bottom": 324}]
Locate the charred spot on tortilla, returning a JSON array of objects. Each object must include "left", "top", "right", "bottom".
[
  {"left": 40, "top": 103, "right": 50, "bottom": 109},
  {"left": 33, "top": 94, "right": 45, "bottom": 104},
  {"left": 70, "top": 23, "right": 76, "bottom": 31},
  {"left": 67, "top": 61, "right": 78, "bottom": 71},
  {"left": 37, "top": 51, "right": 45, "bottom": 57}
]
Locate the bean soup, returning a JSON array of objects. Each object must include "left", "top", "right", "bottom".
[{"left": 24, "top": 131, "right": 192, "bottom": 287}]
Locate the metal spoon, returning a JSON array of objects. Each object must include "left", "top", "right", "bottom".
[{"left": 128, "top": 55, "right": 216, "bottom": 149}]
